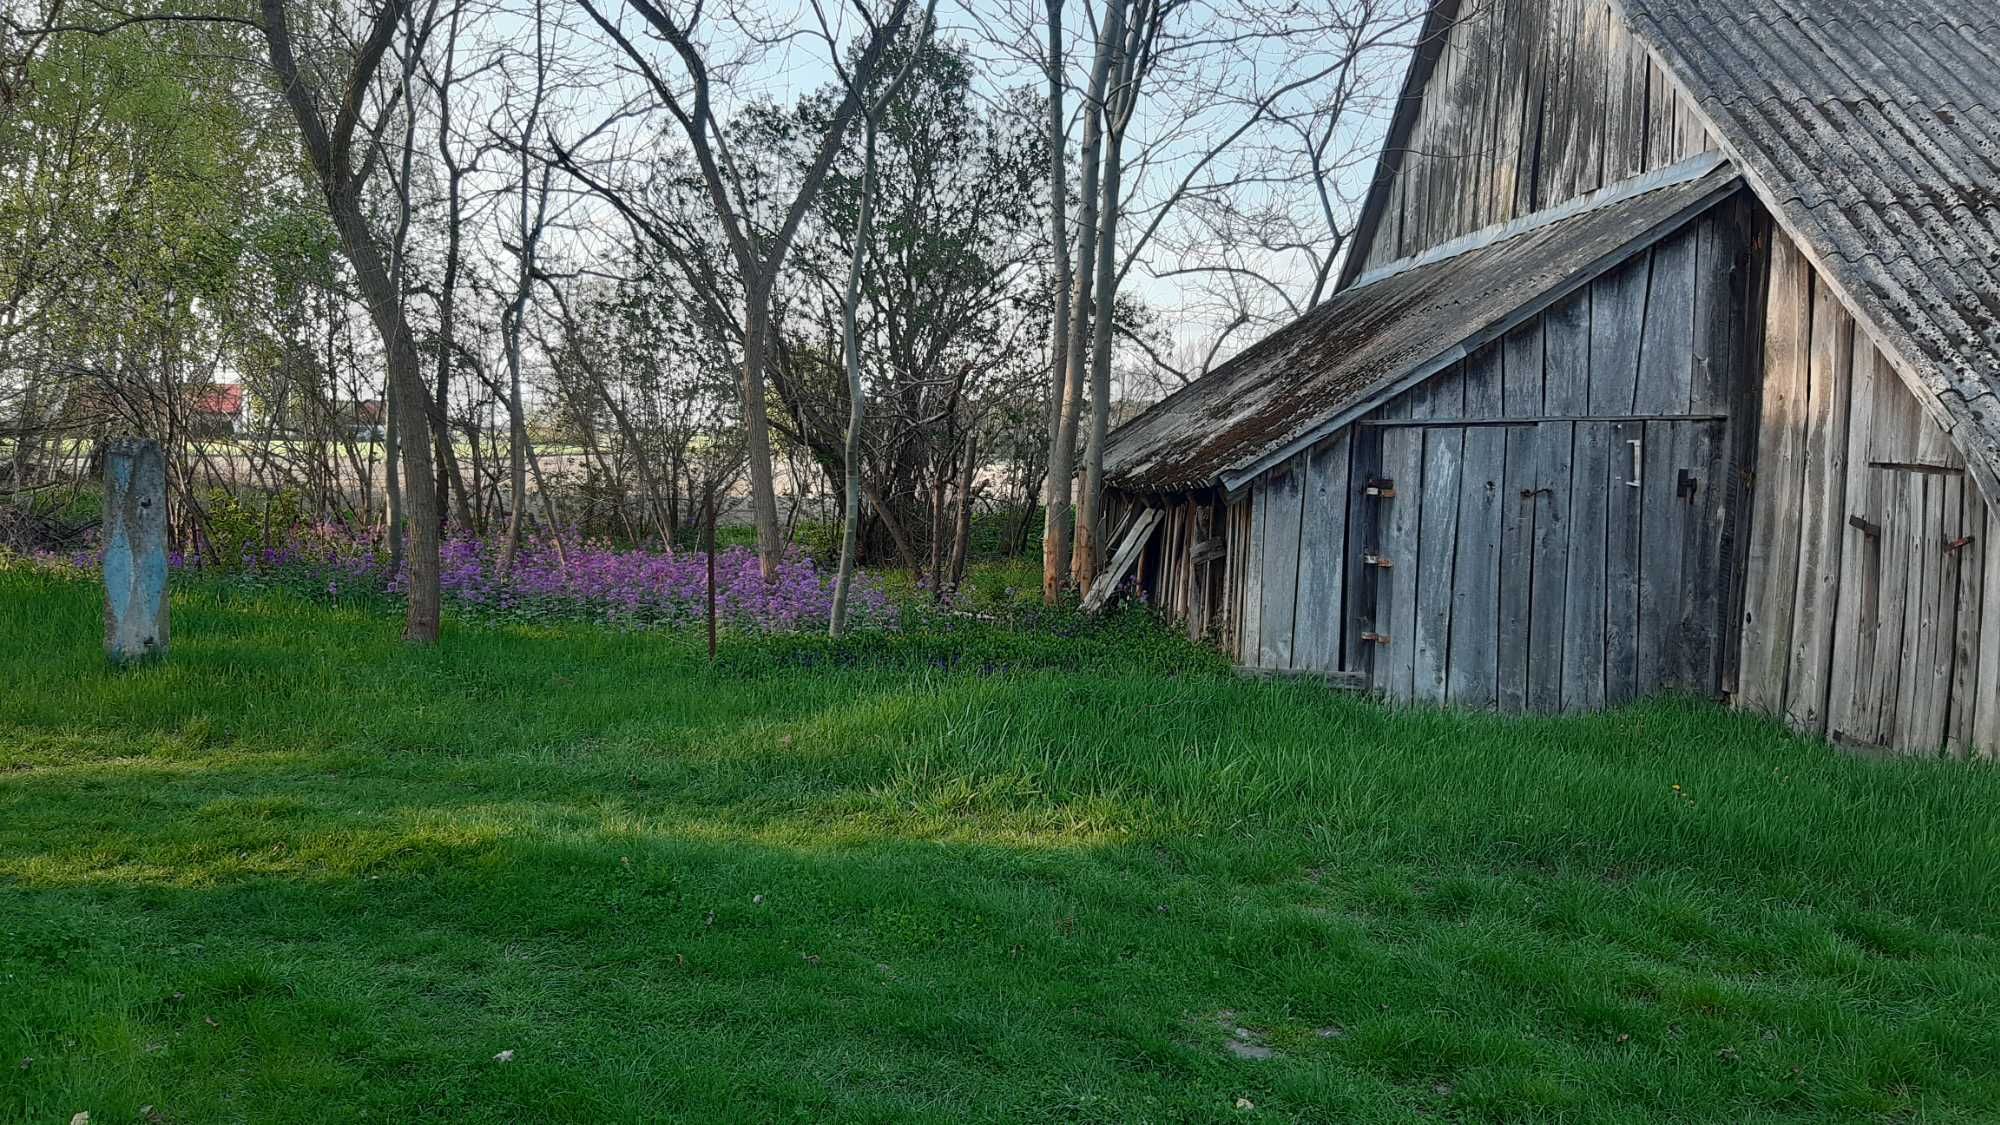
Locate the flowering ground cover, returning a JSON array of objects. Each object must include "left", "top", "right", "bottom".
[
  {"left": 23, "top": 523, "right": 898, "bottom": 633},
  {"left": 4, "top": 570, "right": 2000, "bottom": 1122}
]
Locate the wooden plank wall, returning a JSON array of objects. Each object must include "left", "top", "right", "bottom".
[
  {"left": 1145, "top": 204, "right": 1752, "bottom": 706},
  {"left": 1236, "top": 441, "right": 1353, "bottom": 671},
  {"left": 1736, "top": 231, "right": 2000, "bottom": 759},
  {"left": 1351, "top": 208, "right": 1747, "bottom": 709},
  {"left": 1359, "top": 0, "right": 1719, "bottom": 272}
]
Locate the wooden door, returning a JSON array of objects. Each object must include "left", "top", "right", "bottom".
[{"left": 1363, "top": 416, "right": 1732, "bottom": 711}]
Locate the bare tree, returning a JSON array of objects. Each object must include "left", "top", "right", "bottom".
[
  {"left": 829, "top": 4, "right": 933, "bottom": 637},
  {"left": 569, "top": 0, "right": 923, "bottom": 582},
  {"left": 261, "top": 0, "right": 444, "bottom": 643}
]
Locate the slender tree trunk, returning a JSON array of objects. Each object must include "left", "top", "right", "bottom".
[
  {"left": 1073, "top": 30, "right": 1136, "bottom": 588},
  {"left": 829, "top": 125, "right": 881, "bottom": 637},
  {"left": 1040, "top": 0, "right": 1070, "bottom": 469},
  {"left": 1042, "top": 0, "right": 1117, "bottom": 602},
  {"left": 740, "top": 289, "right": 785, "bottom": 581},
  {"left": 948, "top": 422, "right": 976, "bottom": 595}
]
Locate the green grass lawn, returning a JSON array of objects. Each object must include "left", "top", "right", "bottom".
[{"left": 4, "top": 571, "right": 1999, "bottom": 1122}]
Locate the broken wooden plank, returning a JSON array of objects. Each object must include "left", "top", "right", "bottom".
[{"left": 1080, "top": 507, "right": 1164, "bottom": 615}]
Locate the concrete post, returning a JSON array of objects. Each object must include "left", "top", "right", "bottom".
[{"left": 103, "top": 437, "right": 169, "bottom": 664}]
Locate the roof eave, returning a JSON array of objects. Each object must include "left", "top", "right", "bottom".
[{"left": 1217, "top": 167, "right": 1746, "bottom": 492}]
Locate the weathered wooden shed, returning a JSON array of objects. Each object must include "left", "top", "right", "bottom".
[{"left": 1100, "top": 0, "right": 2000, "bottom": 757}]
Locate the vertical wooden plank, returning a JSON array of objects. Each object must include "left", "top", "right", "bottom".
[
  {"left": 1603, "top": 9, "right": 1650, "bottom": 182},
  {"left": 1637, "top": 419, "right": 1687, "bottom": 693},
  {"left": 1688, "top": 216, "right": 1732, "bottom": 415},
  {"left": 1632, "top": 226, "right": 1699, "bottom": 415},
  {"left": 1564, "top": 420, "right": 1611, "bottom": 710},
  {"left": 1544, "top": 291, "right": 1590, "bottom": 416},
  {"left": 1456, "top": 3, "right": 1497, "bottom": 238},
  {"left": 1719, "top": 202, "right": 1767, "bottom": 699},
  {"left": 1644, "top": 60, "right": 1673, "bottom": 169},
  {"left": 1498, "top": 424, "right": 1541, "bottom": 712},
  {"left": 1568, "top": 0, "right": 1609, "bottom": 197},
  {"left": 1736, "top": 235, "right": 1813, "bottom": 716},
  {"left": 1243, "top": 485, "right": 1267, "bottom": 668},
  {"left": 1827, "top": 344, "right": 1881, "bottom": 743},
  {"left": 1344, "top": 425, "right": 1383, "bottom": 674},
  {"left": 1895, "top": 474, "right": 1944, "bottom": 752},
  {"left": 1258, "top": 458, "right": 1306, "bottom": 669},
  {"left": 1589, "top": 250, "right": 1652, "bottom": 413},
  {"left": 1948, "top": 497, "right": 1983, "bottom": 758},
  {"left": 1604, "top": 418, "right": 1645, "bottom": 704},
  {"left": 1680, "top": 419, "right": 1732, "bottom": 692},
  {"left": 1498, "top": 323, "right": 1545, "bottom": 711},
  {"left": 1485, "top": 0, "right": 1525, "bottom": 226},
  {"left": 1533, "top": 296, "right": 1588, "bottom": 711},
  {"left": 1295, "top": 433, "right": 1351, "bottom": 672},
  {"left": 1514, "top": 0, "right": 1551, "bottom": 217},
  {"left": 1868, "top": 470, "right": 1916, "bottom": 744},
  {"left": 1783, "top": 279, "right": 1854, "bottom": 736},
  {"left": 1414, "top": 425, "right": 1465, "bottom": 704},
  {"left": 1534, "top": 0, "right": 1577, "bottom": 210},
  {"left": 1920, "top": 470, "right": 1963, "bottom": 754},
  {"left": 1378, "top": 426, "right": 1425, "bottom": 701},
  {"left": 1450, "top": 424, "right": 1506, "bottom": 710},
  {"left": 1975, "top": 502, "right": 2000, "bottom": 760},
  {"left": 1529, "top": 422, "right": 1573, "bottom": 711},
  {"left": 1891, "top": 475, "right": 1934, "bottom": 748}
]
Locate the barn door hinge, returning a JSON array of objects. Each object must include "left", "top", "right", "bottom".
[
  {"left": 1364, "top": 478, "right": 1396, "bottom": 498},
  {"left": 1361, "top": 551, "right": 1393, "bottom": 569},
  {"left": 1945, "top": 534, "right": 1976, "bottom": 555},
  {"left": 1361, "top": 632, "right": 1392, "bottom": 646},
  {"left": 1848, "top": 514, "right": 1882, "bottom": 541}
]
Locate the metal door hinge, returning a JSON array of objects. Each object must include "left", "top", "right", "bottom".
[
  {"left": 1361, "top": 552, "right": 1393, "bottom": 569},
  {"left": 1361, "top": 632, "right": 1391, "bottom": 646},
  {"left": 1365, "top": 478, "right": 1396, "bottom": 498}
]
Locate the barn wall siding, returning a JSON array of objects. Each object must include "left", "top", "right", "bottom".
[
  {"left": 1134, "top": 203, "right": 1750, "bottom": 707},
  {"left": 1359, "top": 0, "right": 1718, "bottom": 273},
  {"left": 1354, "top": 210, "right": 1747, "bottom": 711},
  {"left": 1735, "top": 229, "right": 2000, "bottom": 759}
]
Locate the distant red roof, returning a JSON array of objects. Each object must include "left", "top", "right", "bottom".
[{"left": 193, "top": 384, "right": 244, "bottom": 416}]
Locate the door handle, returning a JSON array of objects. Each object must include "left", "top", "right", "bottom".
[{"left": 1626, "top": 438, "right": 1642, "bottom": 487}]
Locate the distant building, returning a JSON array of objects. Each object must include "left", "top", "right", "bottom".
[
  {"left": 335, "top": 399, "right": 385, "bottom": 442},
  {"left": 190, "top": 384, "right": 245, "bottom": 438}
]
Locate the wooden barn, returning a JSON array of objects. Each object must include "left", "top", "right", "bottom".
[{"left": 1099, "top": 0, "right": 2000, "bottom": 757}]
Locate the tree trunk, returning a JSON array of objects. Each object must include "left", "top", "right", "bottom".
[
  {"left": 740, "top": 290, "right": 785, "bottom": 581},
  {"left": 948, "top": 422, "right": 977, "bottom": 596},
  {"left": 830, "top": 123, "right": 881, "bottom": 637},
  {"left": 1042, "top": 0, "right": 1117, "bottom": 602},
  {"left": 1073, "top": 37, "right": 1135, "bottom": 589}
]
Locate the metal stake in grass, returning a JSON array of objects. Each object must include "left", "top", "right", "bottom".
[{"left": 103, "top": 437, "right": 169, "bottom": 665}]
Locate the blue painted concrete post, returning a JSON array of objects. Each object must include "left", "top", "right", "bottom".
[{"left": 103, "top": 437, "right": 169, "bottom": 664}]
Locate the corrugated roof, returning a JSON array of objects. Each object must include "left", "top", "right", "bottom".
[
  {"left": 1617, "top": 0, "right": 2000, "bottom": 495},
  {"left": 1105, "top": 158, "right": 1741, "bottom": 492}
]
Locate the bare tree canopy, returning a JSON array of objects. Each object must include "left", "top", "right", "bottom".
[{"left": 0, "top": 0, "right": 1426, "bottom": 619}]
